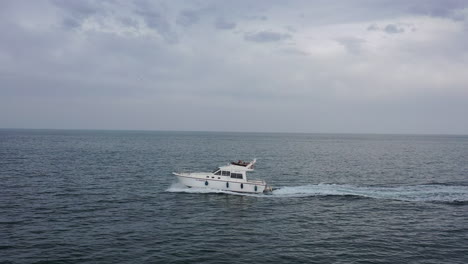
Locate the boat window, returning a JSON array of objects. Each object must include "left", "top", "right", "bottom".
[
  {"left": 222, "top": 171, "right": 230, "bottom": 176},
  {"left": 230, "top": 173, "right": 243, "bottom": 179},
  {"left": 214, "top": 170, "right": 221, "bottom": 175}
]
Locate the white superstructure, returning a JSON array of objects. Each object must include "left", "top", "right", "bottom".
[{"left": 173, "top": 159, "right": 271, "bottom": 193}]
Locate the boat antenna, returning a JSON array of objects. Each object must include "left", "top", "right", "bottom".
[{"left": 247, "top": 158, "right": 257, "bottom": 169}]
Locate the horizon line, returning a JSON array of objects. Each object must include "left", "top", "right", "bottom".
[{"left": 1, "top": 127, "right": 467, "bottom": 137}]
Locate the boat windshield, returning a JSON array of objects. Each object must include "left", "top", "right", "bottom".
[{"left": 212, "top": 168, "right": 220, "bottom": 173}]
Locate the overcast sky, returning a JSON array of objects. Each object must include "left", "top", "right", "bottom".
[{"left": 1, "top": 0, "right": 467, "bottom": 134}]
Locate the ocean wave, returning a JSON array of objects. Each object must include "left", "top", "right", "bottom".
[{"left": 167, "top": 183, "right": 468, "bottom": 203}]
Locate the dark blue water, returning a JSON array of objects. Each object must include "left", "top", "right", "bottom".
[{"left": 1, "top": 129, "right": 467, "bottom": 263}]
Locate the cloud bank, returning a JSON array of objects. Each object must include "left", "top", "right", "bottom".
[{"left": 1, "top": 0, "right": 468, "bottom": 134}]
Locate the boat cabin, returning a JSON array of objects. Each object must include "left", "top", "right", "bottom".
[
  {"left": 212, "top": 169, "right": 244, "bottom": 179},
  {"left": 211, "top": 160, "right": 255, "bottom": 181}
]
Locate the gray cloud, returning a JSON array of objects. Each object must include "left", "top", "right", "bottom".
[
  {"left": 62, "top": 17, "right": 81, "bottom": 29},
  {"left": 244, "top": 31, "right": 291, "bottom": 42},
  {"left": 120, "top": 17, "right": 139, "bottom": 29},
  {"left": 136, "top": 9, "right": 178, "bottom": 43},
  {"left": 214, "top": 17, "right": 236, "bottom": 30},
  {"left": 384, "top": 24, "right": 405, "bottom": 34},
  {"left": 176, "top": 10, "right": 199, "bottom": 27},
  {"left": 408, "top": 0, "right": 468, "bottom": 20},
  {"left": 245, "top": 15, "right": 268, "bottom": 21},
  {"left": 279, "top": 48, "right": 308, "bottom": 56},
  {"left": 367, "top": 24, "right": 379, "bottom": 31},
  {"left": 336, "top": 37, "right": 366, "bottom": 54},
  {"left": 52, "top": 0, "right": 99, "bottom": 17},
  {"left": 52, "top": 0, "right": 102, "bottom": 29},
  {"left": 367, "top": 23, "right": 407, "bottom": 34}
]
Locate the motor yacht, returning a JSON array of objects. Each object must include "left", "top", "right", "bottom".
[{"left": 173, "top": 159, "right": 272, "bottom": 193}]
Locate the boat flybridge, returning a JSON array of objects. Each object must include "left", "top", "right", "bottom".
[{"left": 173, "top": 159, "right": 272, "bottom": 194}]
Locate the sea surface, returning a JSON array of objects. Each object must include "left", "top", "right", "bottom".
[{"left": 1, "top": 129, "right": 468, "bottom": 264}]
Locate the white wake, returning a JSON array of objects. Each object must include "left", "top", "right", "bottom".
[{"left": 166, "top": 182, "right": 468, "bottom": 203}]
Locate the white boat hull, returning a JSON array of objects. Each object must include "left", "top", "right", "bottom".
[{"left": 175, "top": 174, "right": 267, "bottom": 194}]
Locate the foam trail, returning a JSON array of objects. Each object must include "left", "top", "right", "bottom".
[
  {"left": 167, "top": 182, "right": 468, "bottom": 202},
  {"left": 271, "top": 184, "right": 468, "bottom": 202}
]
